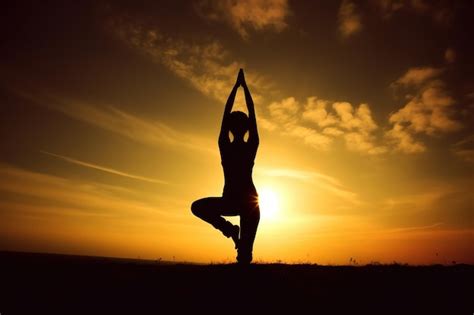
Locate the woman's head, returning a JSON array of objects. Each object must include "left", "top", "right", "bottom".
[{"left": 229, "top": 111, "right": 249, "bottom": 140}]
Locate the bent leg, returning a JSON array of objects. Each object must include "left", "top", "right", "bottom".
[
  {"left": 237, "top": 203, "right": 260, "bottom": 264},
  {"left": 191, "top": 197, "right": 238, "bottom": 240}
]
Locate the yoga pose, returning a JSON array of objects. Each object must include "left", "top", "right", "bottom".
[{"left": 191, "top": 69, "right": 260, "bottom": 264}]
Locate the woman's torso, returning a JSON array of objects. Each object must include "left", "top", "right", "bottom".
[{"left": 220, "top": 142, "right": 257, "bottom": 200}]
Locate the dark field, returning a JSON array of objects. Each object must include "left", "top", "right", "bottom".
[{"left": 0, "top": 251, "right": 472, "bottom": 314}]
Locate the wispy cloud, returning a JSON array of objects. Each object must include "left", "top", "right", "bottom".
[
  {"left": 451, "top": 135, "right": 474, "bottom": 163},
  {"left": 259, "top": 167, "right": 359, "bottom": 204},
  {"left": 0, "top": 163, "right": 202, "bottom": 259},
  {"left": 14, "top": 87, "right": 215, "bottom": 154},
  {"left": 376, "top": 182, "right": 473, "bottom": 229},
  {"left": 374, "top": 0, "right": 454, "bottom": 25},
  {"left": 195, "top": 0, "right": 290, "bottom": 39},
  {"left": 384, "top": 222, "right": 444, "bottom": 233},
  {"left": 338, "top": 0, "right": 362, "bottom": 38},
  {"left": 41, "top": 151, "right": 168, "bottom": 185},
  {"left": 107, "top": 15, "right": 272, "bottom": 106},
  {"left": 0, "top": 164, "right": 185, "bottom": 222}
]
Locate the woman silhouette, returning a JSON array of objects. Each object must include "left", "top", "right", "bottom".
[{"left": 191, "top": 69, "right": 260, "bottom": 264}]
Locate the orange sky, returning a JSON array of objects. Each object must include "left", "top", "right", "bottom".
[{"left": 0, "top": 0, "right": 473, "bottom": 264}]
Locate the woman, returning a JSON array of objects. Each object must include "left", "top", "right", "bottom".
[{"left": 191, "top": 69, "right": 260, "bottom": 264}]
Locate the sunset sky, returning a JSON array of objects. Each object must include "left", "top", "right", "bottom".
[{"left": 1, "top": 0, "right": 473, "bottom": 264}]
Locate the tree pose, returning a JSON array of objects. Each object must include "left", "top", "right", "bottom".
[{"left": 191, "top": 69, "right": 260, "bottom": 264}]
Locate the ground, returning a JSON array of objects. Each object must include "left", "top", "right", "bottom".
[{"left": 0, "top": 251, "right": 472, "bottom": 314}]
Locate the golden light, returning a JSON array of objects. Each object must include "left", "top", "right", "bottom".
[{"left": 258, "top": 187, "right": 280, "bottom": 220}]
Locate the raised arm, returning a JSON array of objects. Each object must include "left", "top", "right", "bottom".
[
  {"left": 219, "top": 72, "right": 241, "bottom": 147},
  {"left": 241, "top": 70, "right": 259, "bottom": 147}
]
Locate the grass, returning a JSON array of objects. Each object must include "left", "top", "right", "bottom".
[{"left": 1, "top": 251, "right": 472, "bottom": 314}]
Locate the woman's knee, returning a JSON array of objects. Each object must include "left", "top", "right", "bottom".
[
  {"left": 191, "top": 197, "right": 221, "bottom": 217},
  {"left": 191, "top": 200, "right": 203, "bottom": 217}
]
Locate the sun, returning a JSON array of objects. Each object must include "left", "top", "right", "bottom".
[{"left": 258, "top": 187, "right": 280, "bottom": 220}]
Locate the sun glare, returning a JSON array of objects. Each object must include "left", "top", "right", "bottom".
[{"left": 258, "top": 187, "right": 280, "bottom": 219}]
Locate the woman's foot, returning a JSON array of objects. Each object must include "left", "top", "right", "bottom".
[
  {"left": 230, "top": 225, "right": 240, "bottom": 249},
  {"left": 221, "top": 222, "right": 240, "bottom": 248},
  {"left": 237, "top": 249, "right": 252, "bottom": 264}
]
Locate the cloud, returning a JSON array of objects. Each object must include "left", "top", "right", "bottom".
[
  {"left": 375, "top": 0, "right": 405, "bottom": 18},
  {"left": 387, "top": 67, "right": 462, "bottom": 153},
  {"left": 411, "top": 83, "right": 460, "bottom": 133},
  {"left": 391, "top": 67, "right": 443, "bottom": 87},
  {"left": 306, "top": 98, "right": 385, "bottom": 154},
  {"left": 267, "top": 97, "right": 332, "bottom": 150},
  {"left": 106, "top": 11, "right": 388, "bottom": 156},
  {"left": 302, "top": 97, "right": 338, "bottom": 127},
  {"left": 268, "top": 96, "right": 299, "bottom": 125},
  {"left": 109, "top": 12, "right": 374, "bottom": 154},
  {"left": 374, "top": 0, "right": 454, "bottom": 24},
  {"left": 108, "top": 15, "right": 271, "bottom": 105},
  {"left": 0, "top": 164, "right": 181, "bottom": 221},
  {"left": 268, "top": 96, "right": 386, "bottom": 154},
  {"left": 451, "top": 135, "right": 474, "bottom": 163},
  {"left": 444, "top": 48, "right": 456, "bottom": 64},
  {"left": 195, "top": 0, "right": 290, "bottom": 39},
  {"left": 257, "top": 116, "right": 278, "bottom": 131},
  {"left": 383, "top": 222, "right": 443, "bottom": 233},
  {"left": 284, "top": 125, "right": 333, "bottom": 150},
  {"left": 41, "top": 151, "right": 169, "bottom": 184},
  {"left": 377, "top": 182, "right": 474, "bottom": 229},
  {"left": 0, "top": 163, "right": 191, "bottom": 255},
  {"left": 338, "top": 0, "right": 362, "bottom": 38},
  {"left": 259, "top": 167, "right": 359, "bottom": 204},
  {"left": 260, "top": 167, "right": 325, "bottom": 181},
  {"left": 14, "top": 88, "right": 214, "bottom": 154},
  {"left": 385, "top": 123, "right": 426, "bottom": 153},
  {"left": 301, "top": 99, "right": 387, "bottom": 153},
  {"left": 322, "top": 127, "right": 344, "bottom": 136},
  {"left": 333, "top": 102, "right": 378, "bottom": 132},
  {"left": 344, "top": 132, "right": 388, "bottom": 155},
  {"left": 331, "top": 102, "right": 386, "bottom": 154},
  {"left": 105, "top": 8, "right": 459, "bottom": 157}
]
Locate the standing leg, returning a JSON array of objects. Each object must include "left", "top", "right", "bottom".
[
  {"left": 191, "top": 197, "right": 239, "bottom": 247},
  {"left": 237, "top": 202, "right": 260, "bottom": 264}
]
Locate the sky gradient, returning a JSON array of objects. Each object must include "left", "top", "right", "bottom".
[{"left": 1, "top": 0, "right": 473, "bottom": 264}]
